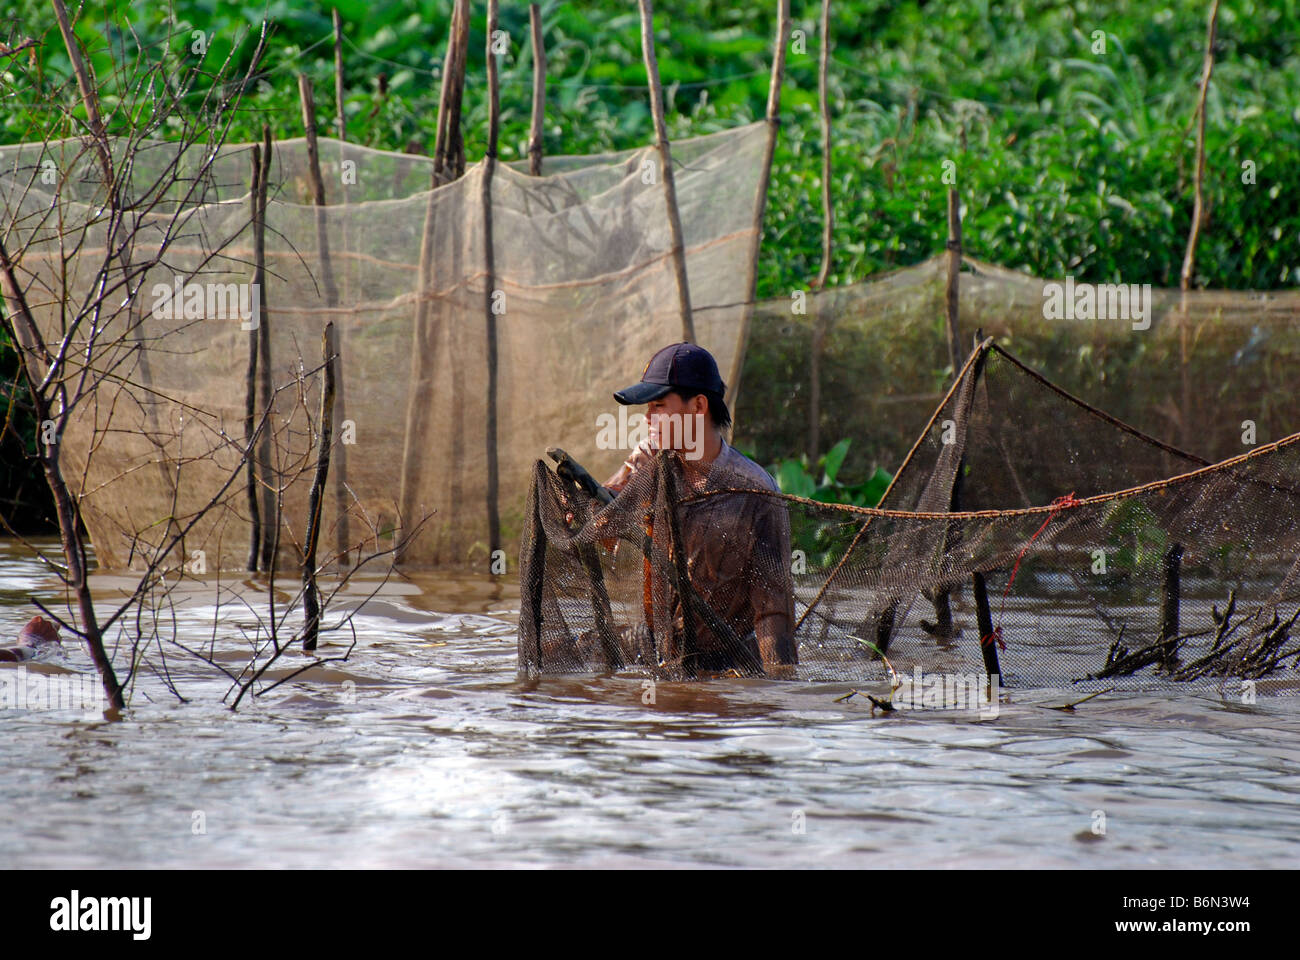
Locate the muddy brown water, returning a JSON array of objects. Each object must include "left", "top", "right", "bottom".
[{"left": 1, "top": 538, "right": 1298, "bottom": 868}]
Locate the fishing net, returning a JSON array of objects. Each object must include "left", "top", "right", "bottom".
[
  {"left": 520, "top": 338, "right": 1300, "bottom": 693},
  {"left": 0, "top": 123, "right": 770, "bottom": 568},
  {"left": 736, "top": 255, "right": 1300, "bottom": 480}
]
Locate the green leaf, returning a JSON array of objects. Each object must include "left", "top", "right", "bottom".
[
  {"left": 820, "top": 438, "right": 851, "bottom": 485},
  {"left": 776, "top": 459, "right": 816, "bottom": 499}
]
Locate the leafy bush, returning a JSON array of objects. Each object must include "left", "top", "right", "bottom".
[{"left": 770, "top": 438, "right": 892, "bottom": 507}]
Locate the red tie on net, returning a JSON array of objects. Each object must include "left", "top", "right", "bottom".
[{"left": 981, "top": 492, "right": 1083, "bottom": 651}]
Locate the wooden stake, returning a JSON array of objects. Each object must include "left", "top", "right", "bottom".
[
  {"left": 725, "top": 0, "right": 791, "bottom": 410},
  {"left": 397, "top": 4, "right": 467, "bottom": 559},
  {"left": 972, "top": 571, "right": 1001, "bottom": 679},
  {"left": 528, "top": 2, "right": 546, "bottom": 176},
  {"left": 1178, "top": 0, "right": 1220, "bottom": 451},
  {"left": 246, "top": 145, "right": 263, "bottom": 572},
  {"left": 808, "top": 0, "right": 833, "bottom": 461},
  {"left": 1180, "top": 0, "right": 1220, "bottom": 293},
  {"left": 1160, "top": 543, "right": 1184, "bottom": 664},
  {"left": 483, "top": 0, "right": 502, "bottom": 560},
  {"left": 331, "top": 24, "right": 354, "bottom": 564},
  {"left": 332, "top": 8, "right": 346, "bottom": 140},
  {"left": 256, "top": 124, "right": 276, "bottom": 572},
  {"left": 433, "top": 0, "right": 471, "bottom": 186},
  {"left": 637, "top": 0, "right": 694, "bottom": 344},
  {"left": 303, "top": 322, "right": 337, "bottom": 652},
  {"left": 298, "top": 74, "right": 339, "bottom": 306},
  {"left": 944, "top": 187, "right": 964, "bottom": 376},
  {"left": 50, "top": 0, "right": 111, "bottom": 186},
  {"left": 814, "top": 0, "right": 834, "bottom": 292},
  {"left": 299, "top": 72, "right": 351, "bottom": 565}
]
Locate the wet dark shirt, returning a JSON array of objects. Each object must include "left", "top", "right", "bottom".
[{"left": 671, "top": 443, "right": 797, "bottom": 665}]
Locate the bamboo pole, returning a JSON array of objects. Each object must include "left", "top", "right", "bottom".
[
  {"left": 245, "top": 145, "right": 263, "bottom": 571},
  {"left": 1178, "top": 0, "right": 1220, "bottom": 451},
  {"left": 807, "top": 0, "right": 833, "bottom": 461},
  {"left": 972, "top": 571, "right": 1001, "bottom": 679},
  {"left": 814, "top": 0, "right": 834, "bottom": 291},
  {"left": 442, "top": 4, "right": 471, "bottom": 549},
  {"left": 256, "top": 124, "right": 276, "bottom": 572},
  {"left": 528, "top": 2, "right": 546, "bottom": 176},
  {"left": 433, "top": 0, "right": 471, "bottom": 186},
  {"left": 944, "top": 187, "right": 964, "bottom": 375},
  {"left": 483, "top": 0, "right": 502, "bottom": 559},
  {"left": 302, "top": 322, "right": 337, "bottom": 652},
  {"left": 298, "top": 74, "right": 340, "bottom": 307},
  {"left": 637, "top": 0, "right": 695, "bottom": 343},
  {"left": 330, "top": 17, "right": 353, "bottom": 566},
  {"left": 297, "top": 72, "right": 350, "bottom": 565},
  {"left": 50, "top": 0, "right": 111, "bottom": 185},
  {"left": 332, "top": 8, "right": 346, "bottom": 140},
  {"left": 1160, "top": 544, "right": 1184, "bottom": 644},
  {"left": 725, "top": 0, "right": 791, "bottom": 410},
  {"left": 396, "top": 1, "right": 469, "bottom": 559}
]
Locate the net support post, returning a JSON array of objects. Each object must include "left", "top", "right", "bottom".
[
  {"left": 1159, "top": 543, "right": 1184, "bottom": 669},
  {"left": 483, "top": 0, "right": 502, "bottom": 561},
  {"left": 302, "top": 322, "right": 337, "bottom": 652},
  {"left": 332, "top": 9, "right": 346, "bottom": 140},
  {"left": 298, "top": 71, "right": 350, "bottom": 565},
  {"left": 637, "top": 0, "right": 695, "bottom": 343},
  {"left": 527, "top": 3, "right": 546, "bottom": 176},
  {"left": 255, "top": 125, "right": 277, "bottom": 572},
  {"left": 972, "top": 571, "right": 1001, "bottom": 679},
  {"left": 944, "top": 187, "right": 964, "bottom": 377},
  {"left": 245, "top": 145, "right": 264, "bottom": 572},
  {"left": 873, "top": 600, "right": 897, "bottom": 660}
]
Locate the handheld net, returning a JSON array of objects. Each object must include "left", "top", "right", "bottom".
[{"left": 520, "top": 338, "right": 1300, "bottom": 693}]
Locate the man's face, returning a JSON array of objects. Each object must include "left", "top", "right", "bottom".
[{"left": 646, "top": 391, "right": 706, "bottom": 458}]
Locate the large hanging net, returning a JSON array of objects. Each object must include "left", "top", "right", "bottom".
[
  {"left": 736, "top": 255, "right": 1300, "bottom": 480},
  {"left": 0, "top": 124, "right": 769, "bottom": 569},
  {"left": 520, "top": 338, "right": 1300, "bottom": 693}
]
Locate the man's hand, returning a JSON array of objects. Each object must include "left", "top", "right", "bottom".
[{"left": 604, "top": 437, "right": 657, "bottom": 494}]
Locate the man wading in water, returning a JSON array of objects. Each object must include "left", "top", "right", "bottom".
[{"left": 602, "top": 342, "right": 797, "bottom": 678}]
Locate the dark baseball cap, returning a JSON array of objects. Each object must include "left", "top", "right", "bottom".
[{"left": 614, "top": 342, "right": 727, "bottom": 405}]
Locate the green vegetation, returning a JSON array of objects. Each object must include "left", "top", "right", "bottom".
[
  {"left": 770, "top": 438, "right": 891, "bottom": 506},
  {"left": 2, "top": 0, "right": 1297, "bottom": 517},
  {"left": 4, "top": 0, "right": 1297, "bottom": 293},
  {"left": 769, "top": 438, "right": 891, "bottom": 571}
]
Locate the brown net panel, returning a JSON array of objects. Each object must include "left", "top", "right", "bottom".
[
  {"left": 521, "top": 339, "right": 1300, "bottom": 693},
  {"left": 0, "top": 124, "right": 770, "bottom": 569},
  {"left": 735, "top": 255, "right": 1300, "bottom": 480}
]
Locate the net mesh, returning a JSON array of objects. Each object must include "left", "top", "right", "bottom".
[
  {"left": 521, "top": 339, "right": 1300, "bottom": 693},
  {"left": 0, "top": 124, "right": 769, "bottom": 568},
  {"left": 736, "top": 255, "right": 1300, "bottom": 479}
]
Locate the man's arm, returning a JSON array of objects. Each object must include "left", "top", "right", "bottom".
[{"left": 604, "top": 437, "right": 656, "bottom": 494}]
